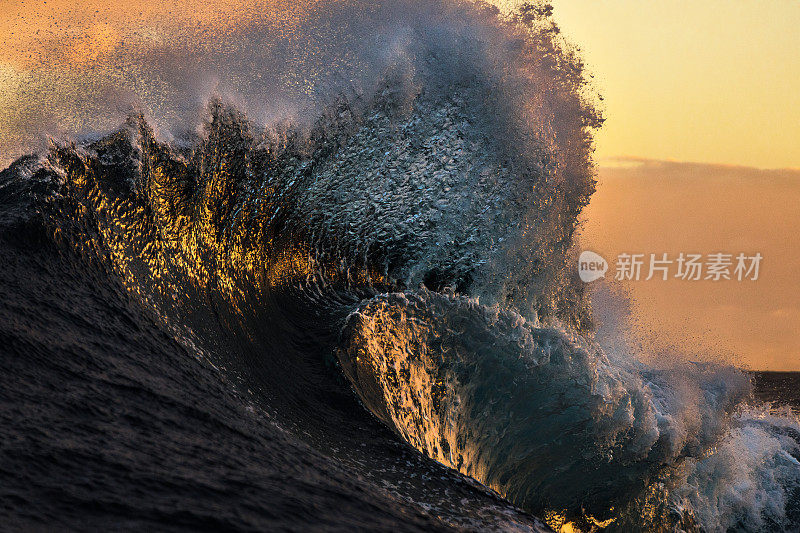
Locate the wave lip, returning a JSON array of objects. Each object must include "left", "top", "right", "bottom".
[{"left": 337, "top": 290, "right": 800, "bottom": 530}]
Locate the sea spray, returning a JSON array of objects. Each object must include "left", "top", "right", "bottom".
[{"left": 2, "top": 1, "right": 798, "bottom": 531}]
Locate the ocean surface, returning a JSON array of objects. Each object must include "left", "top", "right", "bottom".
[
  {"left": 1, "top": 1, "right": 799, "bottom": 531},
  {"left": 752, "top": 373, "right": 800, "bottom": 413}
]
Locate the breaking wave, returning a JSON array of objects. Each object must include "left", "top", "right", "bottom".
[{"left": 2, "top": 1, "right": 798, "bottom": 531}]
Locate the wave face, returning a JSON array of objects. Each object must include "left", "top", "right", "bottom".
[
  {"left": 2, "top": 1, "right": 799, "bottom": 531},
  {"left": 338, "top": 291, "right": 800, "bottom": 530}
]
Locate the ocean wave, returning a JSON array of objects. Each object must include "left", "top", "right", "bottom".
[{"left": 2, "top": 1, "right": 798, "bottom": 531}]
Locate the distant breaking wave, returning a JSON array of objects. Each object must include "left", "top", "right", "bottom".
[{"left": 1, "top": 1, "right": 799, "bottom": 531}]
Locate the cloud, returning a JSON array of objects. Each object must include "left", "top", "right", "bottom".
[{"left": 582, "top": 157, "right": 800, "bottom": 370}]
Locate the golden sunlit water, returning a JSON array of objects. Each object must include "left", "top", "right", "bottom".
[{"left": 2, "top": 2, "right": 799, "bottom": 532}]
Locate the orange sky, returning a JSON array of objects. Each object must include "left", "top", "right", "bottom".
[
  {"left": 547, "top": 0, "right": 800, "bottom": 170},
  {"left": 4, "top": 1, "right": 798, "bottom": 169},
  {"left": 0, "top": 0, "right": 317, "bottom": 166},
  {"left": 580, "top": 160, "right": 800, "bottom": 371},
  {"left": 541, "top": 1, "right": 800, "bottom": 370}
]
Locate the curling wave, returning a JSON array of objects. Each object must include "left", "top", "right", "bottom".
[{"left": 1, "top": 1, "right": 798, "bottom": 531}]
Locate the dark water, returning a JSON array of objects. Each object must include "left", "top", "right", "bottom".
[
  {"left": 1, "top": 2, "right": 799, "bottom": 531},
  {"left": 752, "top": 372, "right": 800, "bottom": 412},
  {"left": 2, "top": 225, "right": 797, "bottom": 532},
  {"left": 0, "top": 189, "right": 545, "bottom": 532}
]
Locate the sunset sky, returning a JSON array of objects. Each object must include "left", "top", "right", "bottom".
[
  {"left": 548, "top": 0, "right": 800, "bottom": 169},
  {"left": 1, "top": 1, "right": 798, "bottom": 369},
  {"left": 546, "top": 1, "right": 800, "bottom": 370}
]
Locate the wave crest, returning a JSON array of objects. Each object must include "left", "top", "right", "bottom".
[
  {"left": 2, "top": 1, "right": 798, "bottom": 531},
  {"left": 336, "top": 290, "right": 800, "bottom": 529}
]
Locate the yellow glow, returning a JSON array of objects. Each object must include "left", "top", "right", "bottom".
[
  {"left": 0, "top": 62, "right": 20, "bottom": 119},
  {"left": 67, "top": 23, "right": 119, "bottom": 64},
  {"left": 546, "top": 0, "right": 800, "bottom": 169},
  {"left": 0, "top": 0, "right": 311, "bottom": 67},
  {"left": 6, "top": 1, "right": 798, "bottom": 169}
]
